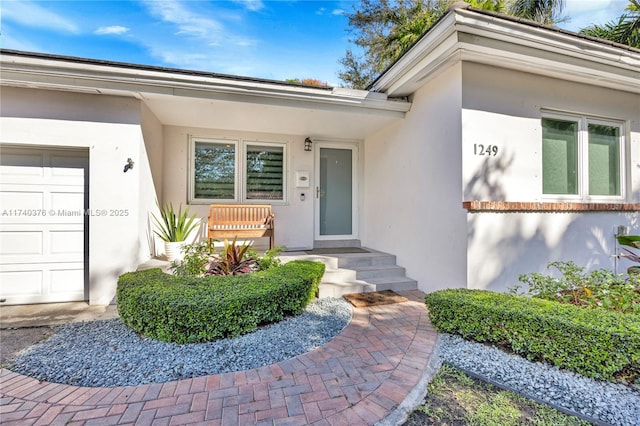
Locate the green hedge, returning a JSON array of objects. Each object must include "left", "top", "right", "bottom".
[
  {"left": 117, "top": 260, "right": 325, "bottom": 344},
  {"left": 424, "top": 289, "right": 640, "bottom": 382}
]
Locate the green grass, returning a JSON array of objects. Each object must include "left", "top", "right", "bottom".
[{"left": 403, "top": 365, "right": 590, "bottom": 426}]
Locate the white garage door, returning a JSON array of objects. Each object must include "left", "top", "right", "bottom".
[{"left": 0, "top": 146, "right": 88, "bottom": 305}]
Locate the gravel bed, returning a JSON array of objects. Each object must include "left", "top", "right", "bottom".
[
  {"left": 7, "top": 297, "right": 352, "bottom": 387},
  {"left": 438, "top": 333, "right": 640, "bottom": 426},
  {"left": 8, "top": 297, "right": 640, "bottom": 426}
]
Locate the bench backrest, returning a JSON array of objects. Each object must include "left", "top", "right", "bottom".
[{"left": 208, "top": 204, "right": 273, "bottom": 228}]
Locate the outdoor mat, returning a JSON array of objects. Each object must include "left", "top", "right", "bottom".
[
  {"left": 342, "top": 290, "right": 408, "bottom": 308},
  {"left": 305, "top": 247, "right": 370, "bottom": 255}
]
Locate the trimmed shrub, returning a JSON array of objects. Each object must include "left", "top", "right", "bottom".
[
  {"left": 117, "top": 260, "right": 325, "bottom": 344},
  {"left": 424, "top": 289, "right": 640, "bottom": 382}
]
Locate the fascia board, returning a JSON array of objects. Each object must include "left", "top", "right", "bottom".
[
  {"left": 380, "top": 34, "right": 461, "bottom": 96},
  {"left": 457, "top": 36, "right": 640, "bottom": 94},
  {"left": 454, "top": 10, "right": 640, "bottom": 72},
  {"left": 0, "top": 54, "right": 410, "bottom": 116},
  {"left": 370, "top": 13, "right": 459, "bottom": 93},
  {"left": 455, "top": 9, "right": 640, "bottom": 62}
]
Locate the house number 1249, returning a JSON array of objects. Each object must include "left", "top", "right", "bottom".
[{"left": 473, "top": 144, "right": 498, "bottom": 156}]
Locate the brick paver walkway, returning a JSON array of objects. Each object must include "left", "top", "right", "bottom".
[{"left": 0, "top": 290, "right": 438, "bottom": 425}]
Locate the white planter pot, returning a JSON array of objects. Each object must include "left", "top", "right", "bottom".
[{"left": 164, "top": 241, "right": 185, "bottom": 262}]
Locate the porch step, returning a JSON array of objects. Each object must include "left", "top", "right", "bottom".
[
  {"left": 352, "top": 264, "right": 406, "bottom": 280},
  {"left": 312, "top": 239, "right": 362, "bottom": 249},
  {"left": 358, "top": 276, "right": 419, "bottom": 292},
  {"left": 293, "top": 247, "right": 418, "bottom": 298}
]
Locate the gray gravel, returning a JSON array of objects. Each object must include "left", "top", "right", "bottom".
[
  {"left": 438, "top": 333, "right": 640, "bottom": 426},
  {"left": 8, "top": 297, "right": 640, "bottom": 426},
  {"left": 7, "top": 297, "right": 352, "bottom": 387}
]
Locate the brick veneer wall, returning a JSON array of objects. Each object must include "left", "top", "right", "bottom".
[{"left": 462, "top": 201, "right": 640, "bottom": 212}]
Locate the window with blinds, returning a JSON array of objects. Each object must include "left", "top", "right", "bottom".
[
  {"left": 194, "top": 141, "right": 237, "bottom": 200},
  {"left": 246, "top": 144, "right": 284, "bottom": 200},
  {"left": 191, "top": 138, "right": 287, "bottom": 203}
]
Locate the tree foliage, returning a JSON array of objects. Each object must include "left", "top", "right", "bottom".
[
  {"left": 339, "top": 0, "right": 566, "bottom": 89},
  {"left": 338, "top": 0, "right": 450, "bottom": 89},
  {"left": 285, "top": 78, "right": 330, "bottom": 87},
  {"left": 580, "top": 0, "right": 640, "bottom": 48},
  {"left": 508, "top": 0, "right": 566, "bottom": 25}
]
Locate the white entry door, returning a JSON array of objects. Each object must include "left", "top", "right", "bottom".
[
  {"left": 0, "top": 146, "right": 88, "bottom": 305},
  {"left": 314, "top": 143, "right": 358, "bottom": 240}
]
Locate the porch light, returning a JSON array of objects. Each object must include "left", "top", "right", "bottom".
[
  {"left": 304, "top": 137, "right": 312, "bottom": 152},
  {"left": 123, "top": 158, "right": 134, "bottom": 173}
]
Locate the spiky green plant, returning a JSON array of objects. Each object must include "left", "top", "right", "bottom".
[
  {"left": 152, "top": 202, "right": 200, "bottom": 242},
  {"left": 207, "top": 237, "right": 258, "bottom": 275}
]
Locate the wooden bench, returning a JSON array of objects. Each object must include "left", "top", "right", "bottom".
[{"left": 207, "top": 204, "right": 275, "bottom": 249}]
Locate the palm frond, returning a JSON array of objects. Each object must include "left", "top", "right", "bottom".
[
  {"left": 508, "top": 0, "right": 566, "bottom": 25},
  {"left": 579, "top": 0, "right": 640, "bottom": 48}
]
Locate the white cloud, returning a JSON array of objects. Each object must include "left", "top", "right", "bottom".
[
  {"left": 316, "top": 7, "right": 346, "bottom": 16},
  {"left": 561, "top": 0, "right": 628, "bottom": 31},
  {"left": 141, "top": 0, "right": 256, "bottom": 47},
  {"left": 136, "top": 0, "right": 260, "bottom": 75},
  {"left": 232, "top": 0, "right": 265, "bottom": 12},
  {"left": 2, "top": 0, "right": 78, "bottom": 33},
  {"left": 147, "top": 45, "right": 257, "bottom": 77},
  {"left": 94, "top": 26, "right": 130, "bottom": 36},
  {"left": 142, "top": 0, "right": 223, "bottom": 38},
  {"left": 140, "top": 0, "right": 256, "bottom": 50},
  {"left": 150, "top": 48, "right": 209, "bottom": 69}
]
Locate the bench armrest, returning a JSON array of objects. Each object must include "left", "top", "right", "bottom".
[{"left": 264, "top": 213, "right": 275, "bottom": 226}]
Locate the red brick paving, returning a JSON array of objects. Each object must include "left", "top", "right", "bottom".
[{"left": 1, "top": 290, "right": 437, "bottom": 425}]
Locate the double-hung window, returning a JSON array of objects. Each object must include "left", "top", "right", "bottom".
[
  {"left": 190, "top": 138, "right": 286, "bottom": 203},
  {"left": 541, "top": 113, "right": 624, "bottom": 200}
]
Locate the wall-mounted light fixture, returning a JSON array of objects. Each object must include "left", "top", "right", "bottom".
[
  {"left": 123, "top": 158, "right": 134, "bottom": 173},
  {"left": 616, "top": 225, "right": 629, "bottom": 236},
  {"left": 304, "top": 137, "right": 312, "bottom": 152}
]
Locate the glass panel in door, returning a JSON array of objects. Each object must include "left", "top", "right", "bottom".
[{"left": 319, "top": 148, "right": 352, "bottom": 236}]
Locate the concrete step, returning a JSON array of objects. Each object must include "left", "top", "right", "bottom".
[
  {"left": 334, "top": 252, "right": 397, "bottom": 268},
  {"left": 321, "top": 263, "right": 407, "bottom": 282},
  {"left": 362, "top": 276, "right": 419, "bottom": 292},
  {"left": 318, "top": 280, "right": 375, "bottom": 298},
  {"left": 312, "top": 239, "right": 361, "bottom": 249},
  {"left": 319, "top": 277, "right": 418, "bottom": 298},
  {"left": 322, "top": 268, "right": 357, "bottom": 282},
  {"left": 282, "top": 246, "right": 418, "bottom": 297},
  {"left": 284, "top": 250, "right": 397, "bottom": 269},
  {"left": 352, "top": 264, "right": 406, "bottom": 280}
]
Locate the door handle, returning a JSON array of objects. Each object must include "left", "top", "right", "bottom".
[{"left": 316, "top": 186, "right": 320, "bottom": 199}]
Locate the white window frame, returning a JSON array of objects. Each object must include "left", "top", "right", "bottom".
[
  {"left": 189, "top": 137, "right": 288, "bottom": 204},
  {"left": 541, "top": 112, "right": 626, "bottom": 202}
]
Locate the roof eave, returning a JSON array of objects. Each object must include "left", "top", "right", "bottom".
[
  {"left": 371, "top": 7, "right": 640, "bottom": 97},
  {"left": 0, "top": 50, "right": 411, "bottom": 117}
]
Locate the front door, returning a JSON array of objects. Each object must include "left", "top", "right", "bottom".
[{"left": 315, "top": 143, "right": 358, "bottom": 240}]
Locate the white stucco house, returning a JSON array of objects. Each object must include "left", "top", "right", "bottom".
[{"left": 1, "top": 4, "right": 639, "bottom": 306}]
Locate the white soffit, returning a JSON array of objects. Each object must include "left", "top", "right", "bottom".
[
  {"left": 143, "top": 92, "right": 403, "bottom": 139},
  {"left": 372, "top": 7, "right": 640, "bottom": 97}
]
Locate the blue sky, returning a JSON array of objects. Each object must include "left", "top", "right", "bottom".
[{"left": 0, "top": 1, "right": 630, "bottom": 86}]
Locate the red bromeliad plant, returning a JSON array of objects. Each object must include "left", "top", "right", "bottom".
[{"left": 207, "top": 237, "right": 258, "bottom": 276}]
